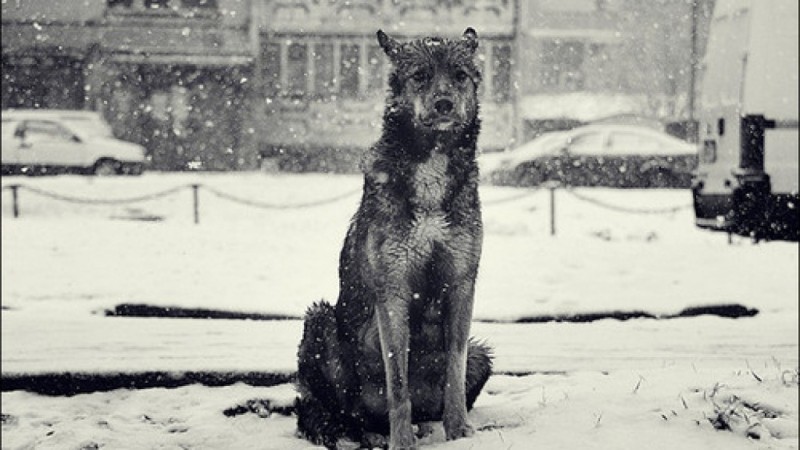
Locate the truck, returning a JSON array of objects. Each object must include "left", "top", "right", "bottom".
[{"left": 692, "top": 0, "right": 799, "bottom": 241}]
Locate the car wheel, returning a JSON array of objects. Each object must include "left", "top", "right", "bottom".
[
  {"left": 93, "top": 159, "right": 119, "bottom": 176},
  {"left": 124, "top": 163, "right": 144, "bottom": 176}
]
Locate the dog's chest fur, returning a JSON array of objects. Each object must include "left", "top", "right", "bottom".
[{"left": 409, "top": 148, "right": 450, "bottom": 242}]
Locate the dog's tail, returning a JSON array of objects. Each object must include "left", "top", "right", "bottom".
[
  {"left": 296, "top": 301, "right": 358, "bottom": 449},
  {"left": 466, "top": 338, "right": 493, "bottom": 410}
]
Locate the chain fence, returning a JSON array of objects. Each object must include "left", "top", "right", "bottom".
[
  {"left": 562, "top": 188, "right": 693, "bottom": 215},
  {"left": 15, "top": 184, "right": 186, "bottom": 205},
  {"left": 481, "top": 187, "right": 541, "bottom": 206},
  {"left": 1, "top": 183, "right": 362, "bottom": 223},
  {"left": 1, "top": 182, "right": 694, "bottom": 232},
  {"left": 202, "top": 185, "right": 361, "bottom": 210}
]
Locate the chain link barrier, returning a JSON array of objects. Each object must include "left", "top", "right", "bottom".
[
  {"left": 2, "top": 182, "right": 692, "bottom": 227},
  {"left": 481, "top": 187, "right": 540, "bottom": 206},
  {"left": 9, "top": 184, "right": 186, "bottom": 205},
  {"left": 562, "top": 187, "right": 692, "bottom": 215},
  {"left": 1, "top": 182, "right": 363, "bottom": 221},
  {"left": 201, "top": 185, "right": 361, "bottom": 210}
]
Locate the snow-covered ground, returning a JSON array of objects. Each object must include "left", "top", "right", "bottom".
[{"left": 1, "top": 172, "right": 798, "bottom": 449}]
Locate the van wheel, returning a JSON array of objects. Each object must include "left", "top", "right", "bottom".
[{"left": 93, "top": 159, "right": 119, "bottom": 176}]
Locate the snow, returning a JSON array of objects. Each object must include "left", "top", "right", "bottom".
[
  {"left": 1, "top": 172, "right": 798, "bottom": 449},
  {"left": 2, "top": 369, "right": 797, "bottom": 449}
]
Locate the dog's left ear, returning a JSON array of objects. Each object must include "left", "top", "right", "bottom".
[
  {"left": 462, "top": 28, "right": 478, "bottom": 53},
  {"left": 377, "top": 29, "right": 401, "bottom": 61}
]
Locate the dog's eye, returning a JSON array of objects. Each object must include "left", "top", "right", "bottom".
[
  {"left": 455, "top": 70, "right": 469, "bottom": 83},
  {"left": 411, "top": 71, "right": 429, "bottom": 83}
]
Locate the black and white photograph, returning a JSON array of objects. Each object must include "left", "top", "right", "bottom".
[{"left": 1, "top": 0, "right": 798, "bottom": 449}]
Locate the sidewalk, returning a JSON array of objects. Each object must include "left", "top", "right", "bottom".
[{"left": 3, "top": 307, "right": 796, "bottom": 382}]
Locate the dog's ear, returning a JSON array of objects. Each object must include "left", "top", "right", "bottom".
[
  {"left": 462, "top": 27, "right": 478, "bottom": 53},
  {"left": 377, "top": 29, "right": 401, "bottom": 61}
]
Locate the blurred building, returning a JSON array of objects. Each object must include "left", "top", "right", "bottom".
[
  {"left": 1, "top": 0, "right": 710, "bottom": 171},
  {"left": 1, "top": 0, "right": 254, "bottom": 171},
  {"left": 518, "top": 0, "right": 714, "bottom": 141},
  {"left": 253, "top": 0, "right": 517, "bottom": 171}
]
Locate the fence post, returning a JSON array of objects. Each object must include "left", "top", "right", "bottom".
[
  {"left": 191, "top": 184, "right": 200, "bottom": 224},
  {"left": 545, "top": 181, "right": 558, "bottom": 236},
  {"left": 10, "top": 184, "right": 20, "bottom": 218}
]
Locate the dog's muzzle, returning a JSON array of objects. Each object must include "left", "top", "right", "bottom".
[
  {"left": 434, "top": 98, "right": 454, "bottom": 115},
  {"left": 420, "top": 97, "right": 462, "bottom": 131}
]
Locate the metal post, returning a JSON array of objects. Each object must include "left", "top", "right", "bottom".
[
  {"left": 688, "top": 0, "right": 699, "bottom": 143},
  {"left": 191, "top": 184, "right": 200, "bottom": 224},
  {"left": 10, "top": 185, "right": 20, "bottom": 218},
  {"left": 549, "top": 183, "right": 556, "bottom": 236}
]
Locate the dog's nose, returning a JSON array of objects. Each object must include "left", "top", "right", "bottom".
[{"left": 434, "top": 98, "right": 454, "bottom": 115}]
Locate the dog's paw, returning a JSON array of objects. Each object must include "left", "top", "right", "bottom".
[
  {"left": 444, "top": 420, "right": 475, "bottom": 441},
  {"left": 388, "top": 444, "right": 418, "bottom": 450},
  {"left": 388, "top": 429, "right": 418, "bottom": 450},
  {"left": 362, "top": 432, "right": 388, "bottom": 449},
  {"left": 334, "top": 437, "right": 361, "bottom": 450},
  {"left": 413, "top": 422, "right": 438, "bottom": 439}
]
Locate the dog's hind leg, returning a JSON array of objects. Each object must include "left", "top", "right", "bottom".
[
  {"left": 295, "top": 393, "right": 353, "bottom": 449},
  {"left": 296, "top": 301, "right": 358, "bottom": 448},
  {"left": 465, "top": 339, "right": 493, "bottom": 410}
]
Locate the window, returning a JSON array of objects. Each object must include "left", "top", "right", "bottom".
[
  {"left": 701, "top": 139, "right": 717, "bottom": 163},
  {"left": 260, "top": 38, "right": 389, "bottom": 100},
  {"left": 491, "top": 44, "right": 512, "bottom": 102},
  {"left": 540, "top": 40, "right": 585, "bottom": 91},
  {"left": 584, "top": 43, "right": 613, "bottom": 91},
  {"left": 367, "top": 45, "right": 385, "bottom": 94},
  {"left": 107, "top": 0, "right": 218, "bottom": 15},
  {"left": 566, "top": 132, "right": 605, "bottom": 155},
  {"left": 262, "top": 43, "right": 281, "bottom": 97},
  {"left": 23, "top": 121, "right": 75, "bottom": 143},
  {"left": 314, "top": 43, "right": 335, "bottom": 97},
  {"left": 287, "top": 43, "right": 308, "bottom": 96},
  {"left": 340, "top": 44, "right": 361, "bottom": 98},
  {"left": 474, "top": 46, "right": 487, "bottom": 98}
]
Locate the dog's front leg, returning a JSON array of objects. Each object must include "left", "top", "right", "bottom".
[
  {"left": 442, "top": 280, "right": 476, "bottom": 440},
  {"left": 375, "top": 292, "right": 416, "bottom": 450}
]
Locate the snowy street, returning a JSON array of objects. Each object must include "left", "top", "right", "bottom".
[
  {"left": 1, "top": 173, "right": 797, "bottom": 449},
  {"left": 1, "top": 306, "right": 797, "bottom": 376}
]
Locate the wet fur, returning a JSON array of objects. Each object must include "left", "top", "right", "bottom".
[{"left": 296, "top": 29, "right": 492, "bottom": 449}]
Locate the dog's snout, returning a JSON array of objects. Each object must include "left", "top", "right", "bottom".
[{"left": 434, "top": 98, "right": 454, "bottom": 115}]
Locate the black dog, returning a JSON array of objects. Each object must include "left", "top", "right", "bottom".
[{"left": 296, "top": 28, "right": 491, "bottom": 450}]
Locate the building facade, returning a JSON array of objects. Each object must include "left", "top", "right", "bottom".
[
  {"left": 2, "top": 0, "right": 707, "bottom": 171},
  {"left": 252, "top": 0, "right": 518, "bottom": 171}
]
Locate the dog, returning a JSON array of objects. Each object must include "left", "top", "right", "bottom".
[{"left": 296, "top": 28, "right": 492, "bottom": 450}]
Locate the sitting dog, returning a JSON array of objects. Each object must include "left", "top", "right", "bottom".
[{"left": 296, "top": 28, "right": 492, "bottom": 450}]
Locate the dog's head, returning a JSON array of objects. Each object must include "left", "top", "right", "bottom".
[{"left": 378, "top": 28, "right": 481, "bottom": 135}]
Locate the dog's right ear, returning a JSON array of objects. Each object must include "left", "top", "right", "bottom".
[
  {"left": 462, "top": 27, "right": 479, "bottom": 53},
  {"left": 377, "top": 29, "right": 401, "bottom": 61}
]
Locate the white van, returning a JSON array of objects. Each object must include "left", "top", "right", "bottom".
[
  {"left": 1, "top": 109, "right": 147, "bottom": 176},
  {"left": 692, "top": 0, "right": 799, "bottom": 240}
]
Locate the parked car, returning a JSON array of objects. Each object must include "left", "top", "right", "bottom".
[
  {"left": 1, "top": 109, "right": 147, "bottom": 176},
  {"left": 479, "top": 124, "right": 698, "bottom": 188}
]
